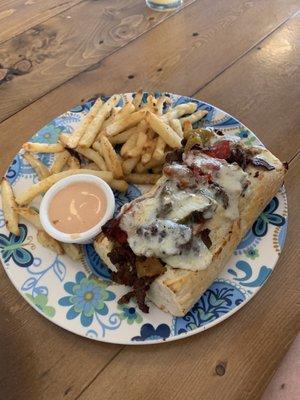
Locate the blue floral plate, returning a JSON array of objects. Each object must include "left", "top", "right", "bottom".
[{"left": 0, "top": 93, "right": 288, "bottom": 344}]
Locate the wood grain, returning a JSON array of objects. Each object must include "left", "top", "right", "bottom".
[
  {"left": 70, "top": 155, "right": 300, "bottom": 400},
  {"left": 1, "top": 1, "right": 299, "bottom": 175},
  {"left": 194, "top": 13, "right": 300, "bottom": 162},
  {"left": 0, "top": 0, "right": 295, "bottom": 145},
  {"left": 0, "top": 2, "right": 299, "bottom": 400},
  {"left": 0, "top": 0, "right": 194, "bottom": 122},
  {"left": 0, "top": 270, "right": 122, "bottom": 400},
  {"left": 0, "top": 0, "right": 83, "bottom": 45}
]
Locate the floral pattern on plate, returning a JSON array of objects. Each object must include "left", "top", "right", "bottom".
[{"left": 0, "top": 93, "right": 288, "bottom": 344}]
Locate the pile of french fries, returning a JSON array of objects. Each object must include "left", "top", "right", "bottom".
[{"left": 1, "top": 91, "right": 207, "bottom": 260}]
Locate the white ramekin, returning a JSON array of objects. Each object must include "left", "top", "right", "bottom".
[{"left": 39, "top": 174, "right": 115, "bottom": 244}]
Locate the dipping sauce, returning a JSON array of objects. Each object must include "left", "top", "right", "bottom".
[{"left": 48, "top": 182, "right": 107, "bottom": 234}]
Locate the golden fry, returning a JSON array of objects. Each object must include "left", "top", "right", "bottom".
[
  {"left": 1, "top": 178, "right": 19, "bottom": 235},
  {"left": 23, "top": 142, "right": 65, "bottom": 153},
  {"left": 23, "top": 152, "right": 50, "bottom": 180},
  {"left": 146, "top": 111, "right": 181, "bottom": 148},
  {"left": 164, "top": 102, "right": 197, "bottom": 120},
  {"left": 122, "top": 157, "right": 140, "bottom": 175},
  {"left": 37, "top": 230, "right": 64, "bottom": 255},
  {"left": 61, "top": 243, "right": 82, "bottom": 261},
  {"left": 85, "top": 163, "right": 100, "bottom": 171},
  {"left": 169, "top": 119, "right": 184, "bottom": 138},
  {"left": 183, "top": 120, "right": 193, "bottom": 138},
  {"left": 110, "top": 179, "right": 129, "bottom": 192},
  {"left": 15, "top": 169, "right": 113, "bottom": 205},
  {"left": 156, "top": 96, "right": 171, "bottom": 115},
  {"left": 100, "top": 136, "right": 124, "bottom": 179},
  {"left": 120, "top": 131, "right": 139, "bottom": 157},
  {"left": 92, "top": 140, "right": 103, "bottom": 155},
  {"left": 108, "top": 127, "right": 137, "bottom": 145},
  {"left": 76, "top": 146, "right": 107, "bottom": 170},
  {"left": 125, "top": 173, "right": 161, "bottom": 185},
  {"left": 59, "top": 98, "right": 103, "bottom": 148},
  {"left": 153, "top": 136, "right": 166, "bottom": 161},
  {"left": 132, "top": 89, "right": 143, "bottom": 109},
  {"left": 179, "top": 109, "right": 208, "bottom": 125},
  {"left": 127, "top": 121, "right": 148, "bottom": 158},
  {"left": 14, "top": 207, "right": 43, "bottom": 229},
  {"left": 78, "top": 95, "right": 121, "bottom": 147},
  {"left": 50, "top": 150, "right": 70, "bottom": 174},
  {"left": 67, "top": 156, "right": 80, "bottom": 169},
  {"left": 101, "top": 102, "right": 135, "bottom": 131},
  {"left": 105, "top": 110, "right": 146, "bottom": 136},
  {"left": 136, "top": 158, "right": 162, "bottom": 173}
]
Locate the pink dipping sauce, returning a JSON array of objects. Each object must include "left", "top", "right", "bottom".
[{"left": 48, "top": 182, "right": 107, "bottom": 234}]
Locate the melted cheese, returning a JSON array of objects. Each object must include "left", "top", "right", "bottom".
[
  {"left": 162, "top": 237, "right": 212, "bottom": 271},
  {"left": 126, "top": 220, "right": 192, "bottom": 258},
  {"left": 213, "top": 163, "right": 247, "bottom": 220}
]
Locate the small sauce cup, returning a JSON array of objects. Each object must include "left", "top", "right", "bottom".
[{"left": 40, "top": 174, "right": 115, "bottom": 244}]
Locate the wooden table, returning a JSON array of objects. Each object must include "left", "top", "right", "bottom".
[{"left": 0, "top": 1, "right": 299, "bottom": 399}]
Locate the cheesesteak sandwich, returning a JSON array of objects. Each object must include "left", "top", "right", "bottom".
[{"left": 94, "top": 129, "right": 286, "bottom": 316}]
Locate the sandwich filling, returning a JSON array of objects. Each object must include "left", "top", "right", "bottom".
[{"left": 101, "top": 129, "right": 276, "bottom": 312}]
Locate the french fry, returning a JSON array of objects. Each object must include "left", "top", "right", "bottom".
[
  {"left": 141, "top": 137, "right": 157, "bottom": 164},
  {"left": 15, "top": 169, "right": 113, "bottom": 205},
  {"left": 183, "top": 120, "right": 193, "bottom": 138},
  {"left": 153, "top": 136, "right": 166, "bottom": 161},
  {"left": 101, "top": 102, "right": 135, "bottom": 131},
  {"left": 85, "top": 163, "right": 100, "bottom": 171},
  {"left": 122, "top": 157, "right": 140, "bottom": 175},
  {"left": 127, "top": 121, "right": 148, "bottom": 158},
  {"left": 110, "top": 107, "right": 122, "bottom": 116},
  {"left": 179, "top": 109, "right": 208, "bottom": 125},
  {"left": 163, "top": 102, "right": 197, "bottom": 120},
  {"left": 136, "top": 158, "right": 162, "bottom": 173},
  {"left": 16, "top": 207, "right": 81, "bottom": 259},
  {"left": 23, "top": 142, "right": 65, "bottom": 153},
  {"left": 23, "top": 152, "right": 50, "bottom": 180},
  {"left": 100, "top": 136, "right": 123, "bottom": 179},
  {"left": 37, "top": 230, "right": 64, "bottom": 255},
  {"left": 92, "top": 140, "right": 103, "bottom": 155},
  {"left": 152, "top": 166, "right": 162, "bottom": 174},
  {"left": 14, "top": 207, "right": 43, "bottom": 229},
  {"left": 132, "top": 89, "right": 143, "bottom": 109},
  {"left": 78, "top": 95, "right": 121, "bottom": 147},
  {"left": 110, "top": 179, "right": 129, "bottom": 192},
  {"left": 50, "top": 150, "right": 70, "bottom": 174},
  {"left": 169, "top": 119, "right": 184, "bottom": 138},
  {"left": 1, "top": 178, "right": 19, "bottom": 235},
  {"left": 143, "top": 95, "right": 157, "bottom": 112},
  {"left": 67, "top": 155, "right": 80, "bottom": 169},
  {"left": 61, "top": 243, "right": 82, "bottom": 261},
  {"left": 120, "top": 131, "right": 138, "bottom": 157},
  {"left": 156, "top": 96, "right": 171, "bottom": 115},
  {"left": 125, "top": 173, "right": 161, "bottom": 185},
  {"left": 59, "top": 98, "right": 103, "bottom": 148},
  {"left": 146, "top": 128, "right": 156, "bottom": 139},
  {"left": 146, "top": 111, "right": 181, "bottom": 148},
  {"left": 108, "top": 127, "right": 137, "bottom": 145},
  {"left": 105, "top": 110, "right": 146, "bottom": 136},
  {"left": 76, "top": 146, "right": 107, "bottom": 171}
]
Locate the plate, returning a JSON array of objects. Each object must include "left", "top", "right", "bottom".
[{"left": 0, "top": 93, "right": 288, "bottom": 344}]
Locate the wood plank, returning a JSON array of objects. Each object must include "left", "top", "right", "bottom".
[
  {"left": 0, "top": 0, "right": 83, "bottom": 44},
  {"left": 0, "top": 267, "right": 123, "bottom": 400},
  {"left": 0, "top": 0, "right": 299, "bottom": 152},
  {"left": 193, "top": 13, "right": 300, "bottom": 162},
  {"left": 71, "top": 155, "right": 300, "bottom": 400},
  {"left": 0, "top": 0, "right": 195, "bottom": 122}
]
